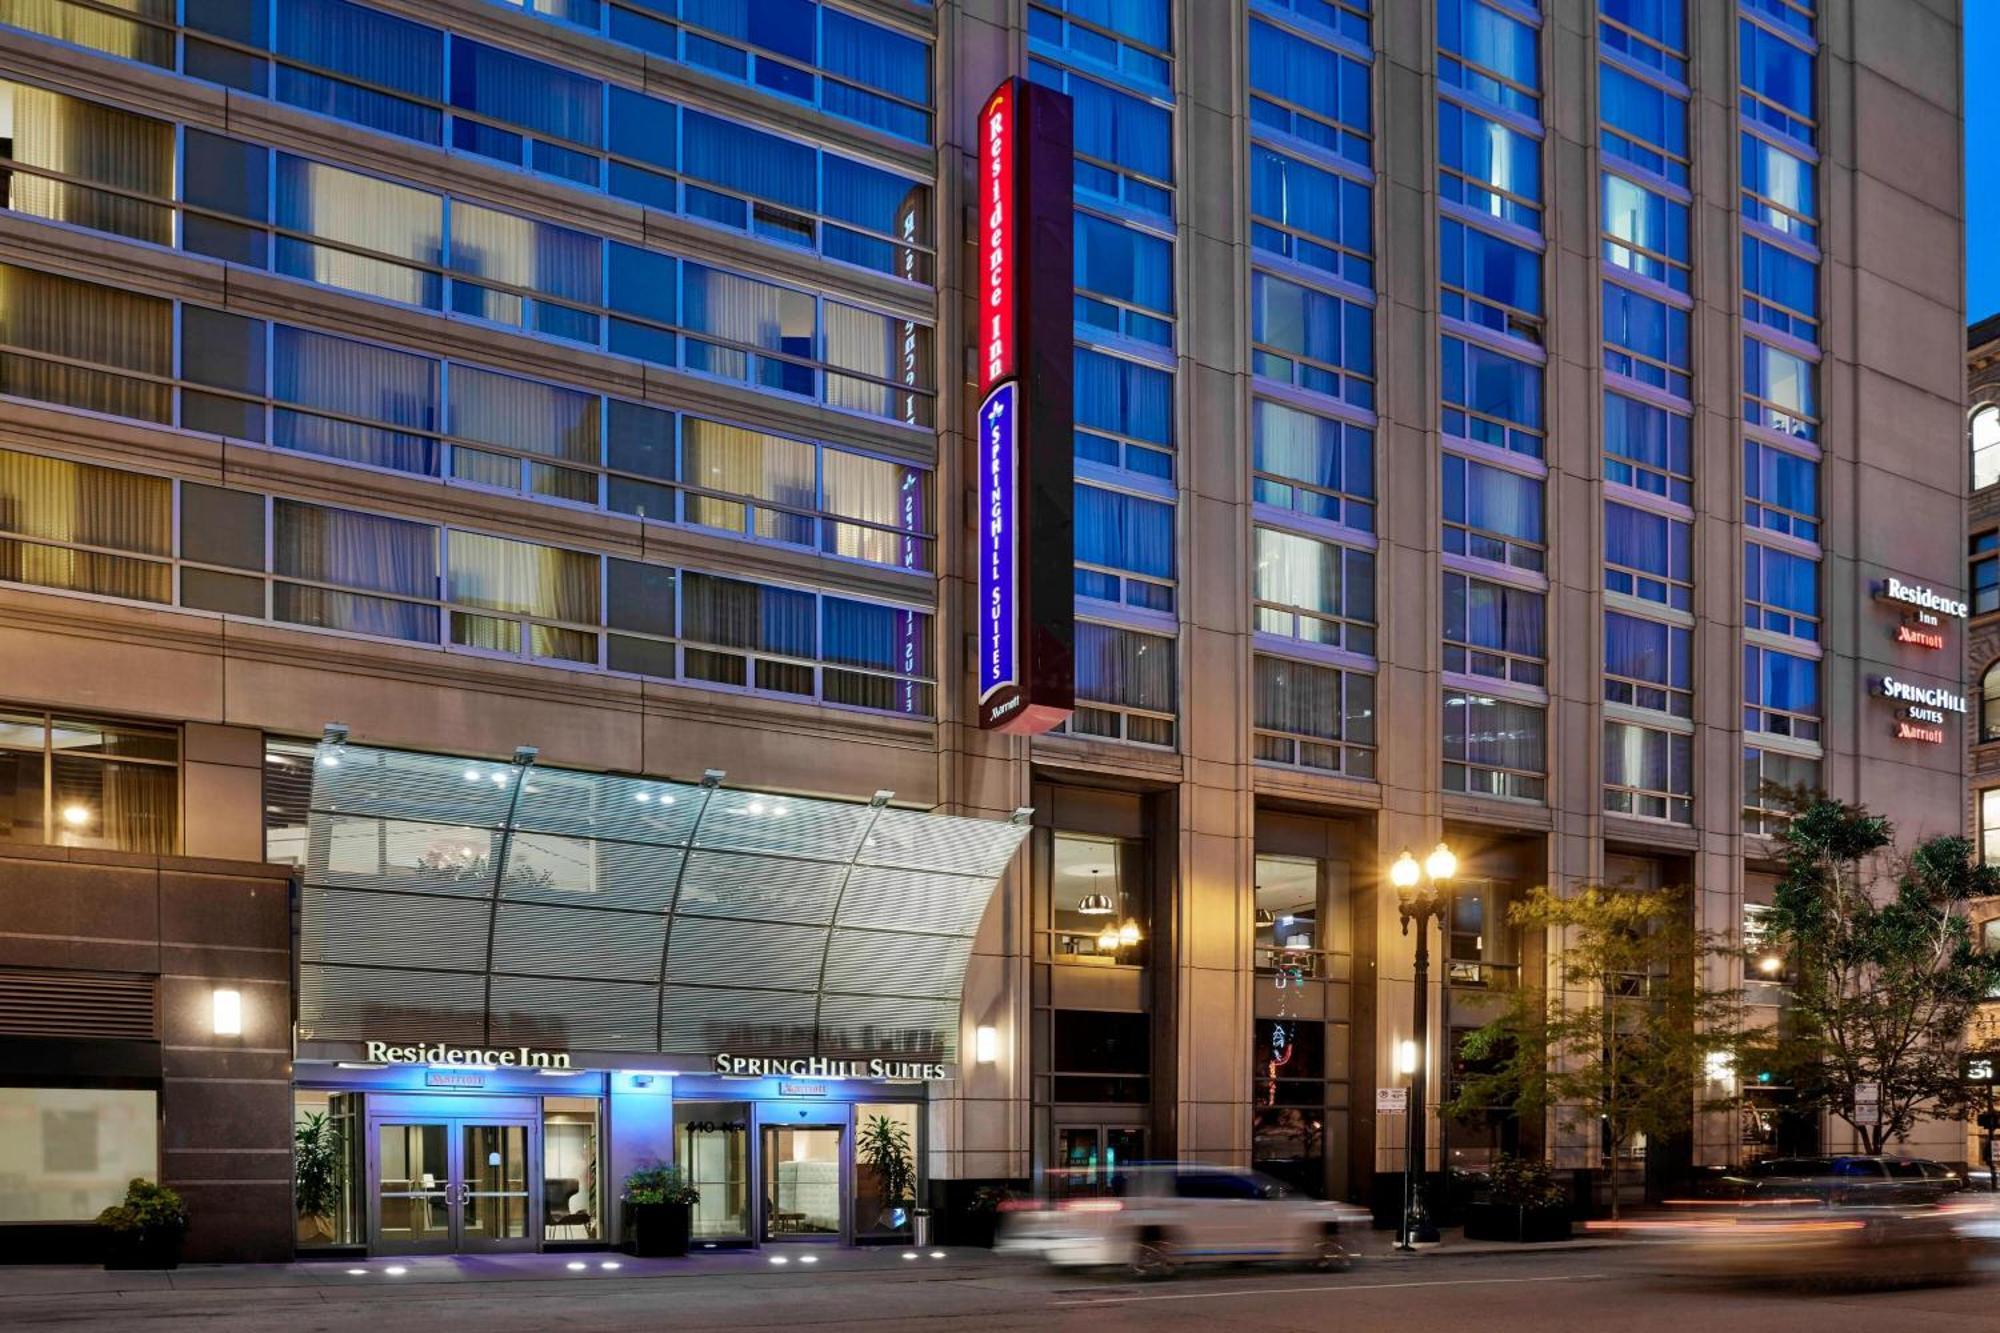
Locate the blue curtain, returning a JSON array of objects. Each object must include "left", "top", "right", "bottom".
[
  {"left": 449, "top": 40, "right": 603, "bottom": 148},
  {"left": 1603, "top": 282, "right": 1689, "bottom": 369},
  {"left": 1753, "top": 544, "right": 1819, "bottom": 615},
  {"left": 1453, "top": 458, "right": 1543, "bottom": 543},
  {"left": 1444, "top": 220, "right": 1542, "bottom": 316},
  {"left": 1605, "top": 392, "right": 1685, "bottom": 472},
  {"left": 821, "top": 597, "right": 929, "bottom": 676},
  {"left": 1747, "top": 442, "right": 1818, "bottom": 517},
  {"left": 821, "top": 156, "right": 926, "bottom": 235},
  {"left": 1604, "top": 610, "right": 1671, "bottom": 684},
  {"left": 1075, "top": 214, "right": 1173, "bottom": 315},
  {"left": 1074, "top": 348, "right": 1172, "bottom": 446},
  {"left": 683, "top": 109, "right": 816, "bottom": 211},
  {"left": 608, "top": 88, "right": 679, "bottom": 171},
  {"left": 1076, "top": 484, "right": 1173, "bottom": 578},
  {"left": 820, "top": 9, "right": 928, "bottom": 104},
  {"left": 275, "top": 0, "right": 442, "bottom": 100},
  {"left": 1249, "top": 20, "right": 1359, "bottom": 128},
  {"left": 1751, "top": 647, "right": 1819, "bottom": 714},
  {"left": 1450, "top": 576, "right": 1544, "bottom": 658},
  {"left": 1067, "top": 76, "right": 1171, "bottom": 182},
  {"left": 1059, "top": 0, "right": 1169, "bottom": 48},
  {"left": 1739, "top": 20, "right": 1813, "bottom": 121}
]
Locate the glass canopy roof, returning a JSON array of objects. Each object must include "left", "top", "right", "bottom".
[{"left": 298, "top": 740, "right": 1028, "bottom": 1065}]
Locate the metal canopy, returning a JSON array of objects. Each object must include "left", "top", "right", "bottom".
[{"left": 297, "top": 740, "right": 1028, "bottom": 1065}]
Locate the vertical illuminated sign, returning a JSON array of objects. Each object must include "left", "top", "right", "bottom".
[{"left": 975, "top": 78, "right": 1073, "bottom": 734}]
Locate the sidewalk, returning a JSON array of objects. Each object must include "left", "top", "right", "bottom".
[{"left": 0, "top": 1228, "right": 1638, "bottom": 1299}]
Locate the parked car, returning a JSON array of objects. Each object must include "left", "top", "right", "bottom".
[
  {"left": 1745, "top": 1155, "right": 1965, "bottom": 1205},
  {"left": 997, "top": 1163, "right": 1370, "bottom": 1279}
]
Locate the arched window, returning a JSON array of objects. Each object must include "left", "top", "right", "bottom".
[
  {"left": 1982, "top": 661, "right": 2000, "bottom": 742},
  {"left": 1974, "top": 404, "right": 2000, "bottom": 491}
]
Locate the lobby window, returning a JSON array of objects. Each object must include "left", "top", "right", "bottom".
[
  {"left": 1974, "top": 406, "right": 2000, "bottom": 492},
  {"left": 1744, "top": 541, "right": 1820, "bottom": 642},
  {"left": 1049, "top": 832, "right": 1149, "bottom": 966},
  {"left": 1743, "top": 746, "right": 1818, "bottom": 836},
  {"left": 1049, "top": 1008, "right": 1150, "bottom": 1103},
  {"left": 1076, "top": 483, "right": 1176, "bottom": 613},
  {"left": 1253, "top": 526, "right": 1377, "bottom": 656},
  {"left": 1444, "top": 456, "right": 1544, "bottom": 572},
  {"left": 1255, "top": 1018, "right": 1326, "bottom": 1114},
  {"left": 1744, "top": 441, "right": 1819, "bottom": 544},
  {"left": 1441, "top": 219, "right": 1544, "bottom": 345},
  {"left": 1252, "top": 399, "right": 1375, "bottom": 534},
  {"left": 0, "top": 710, "right": 178, "bottom": 854},
  {"left": 1254, "top": 854, "right": 1324, "bottom": 966},
  {"left": 1068, "top": 622, "right": 1176, "bottom": 747},
  {"left": 1604, "top": 612, "right": 1691, "bottom": 719},
  {"left": 1438, "top": 98, "right": 1541, "bottom": 231},
  {"left": 1745, "top": 646, "right": 1821, "bottom": 743},
  {"left": 1444, "top": 573, "right": 1545, "bottom": 687},
  {"left": 1604, "top": 721, "right": 1693, "bottom": 824},
  {"left": 1605, "top": 501, "right": 1692, "bottom": 611},
  {"left": 1437, "top": 0, "right": 1542, "bottom": 117},
  {"left": 1252, "top": 271, "right": 1375, "bottom": 411},
  {"left": 1603, "top": 391, "right": 1691, "bottom": 504},
  {"left": 1447, "top": 879, "right": 1520, "bottom": 987},
  {"left": 1252, "top": 654, "right": 1376, "bottom": 779},
  {"left": 1601, "top": 172, "right": 1689, "bottom": 293},
  {"left": 1442, "top": 690, "right": 1545, "bottom": 803},
  {"left": 0, "top": 1088, "right": 159, "bottom": 1222},
  {"left": 1441, "top": 337, "right": 1543, "bottom": 459},
  {"left": 1973, "top": 532, "right": 2000, "bottom": 617}
]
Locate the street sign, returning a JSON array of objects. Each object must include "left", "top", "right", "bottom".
[
  {"left": 1965, "top": 1053, "right": 1997, "bottom": 1083},
  {"left": 1376, "top": 1087, "right": 1409, "bottom": 1113},
  {"left": 1854, "top": 1081, "right": 1881, "bottom": 1126}
]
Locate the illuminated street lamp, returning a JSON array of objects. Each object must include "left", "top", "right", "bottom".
[{"left": 1392, "top": 842, "right": 1455, "bottom": 1250}]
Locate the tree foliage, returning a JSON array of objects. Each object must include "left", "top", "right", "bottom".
[
  {"left": 1755, "top": 798, "right": 2000, "bottom": 1152},
  {"left": 1441, "top": 884, "right": 1743, "bottom": 1217}
]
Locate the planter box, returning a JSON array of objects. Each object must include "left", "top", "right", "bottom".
[
  {"left": 103, "top": 1228, "right": 184, "bottom": 1270},
  {"left": 1462, "top": 1202, "right": 1572, "bottom": 1243},
  {"left": 626, "top": 1202, "right": 692, "bottom": 1258}
]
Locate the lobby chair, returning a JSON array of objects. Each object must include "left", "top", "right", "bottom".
[{"left": 544, "top": 1179, "right": 591, "bottom": 1240}]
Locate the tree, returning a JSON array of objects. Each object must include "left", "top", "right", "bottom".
[
  {"left": 1754, "top": 798, "right": 2000, "bottom": 1153},
  {"left": 1442, "top": 884, "right": 1743, "bottom": 1218}
]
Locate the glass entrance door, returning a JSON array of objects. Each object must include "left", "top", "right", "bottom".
[
  {"left": 761, "top": 1126, "right": 844, "bottom": 1241},
  {"left": 371, "top": 1116, "right": 537, "bottom": 1254},
  {"left": 1051, "top": 1126, "right": 1146, "bottom": 1200}
]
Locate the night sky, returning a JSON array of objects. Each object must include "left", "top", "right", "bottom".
[{"left": 1968, "top": 3, "right": 1998, "bottom": 322}]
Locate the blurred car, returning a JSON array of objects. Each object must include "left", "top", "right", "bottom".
[
  {"left": 1745, "top": 1154, "right": 1965, "bottom": 1204},
  {"left": 997, "top": 1163, "right": 1369, "bottom": 1278}
]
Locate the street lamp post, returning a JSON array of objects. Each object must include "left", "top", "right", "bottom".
[{"left": 1391, "top": 842, "right": 1456, "bottom": 1250}]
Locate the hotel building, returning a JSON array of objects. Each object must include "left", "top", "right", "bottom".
[{"left": 0, "top": 0, "right": 1967, "bottom": 1260}]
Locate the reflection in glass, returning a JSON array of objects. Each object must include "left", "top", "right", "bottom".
[
  {"left": 762, "top": 1126, "right": 841, "bottom": 1237},
  {"left": 294, "top": 1090, "right": 363, "bottom": 1246},
  {"left": 461, "top": 1123, "right": 529, "bottom": 1241},
  {"left": 1050, "top": 832, "right": 1148, "bottom": 964},
  {"left": 376, "top": 1122, "right": 450, "bottom": 1245},
  {"left": 675, "top": 1102, "right": 749, "bottom": 1240},
  {"left": 543, "top": 1098, "right": 599, "bottom": 1240}
]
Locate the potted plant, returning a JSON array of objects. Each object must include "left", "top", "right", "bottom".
[
  {"left": 295, "top": 1111, "right": 346, "bottom": 1244},
  {"left": 1462, "top": 1155, "right": 1572, "bottom": 1243},
  {"left": 960, "top": 1186, "right": 1005, "bottom": 1249},
  {"left": 857, "top": 1114, "right": 916, "bottom": 1233},
  {"left": 623, "top": 1163, "right": 698, "bottom": 1258},
  {"left": 97, "top": 1179, "right": 189, "bottom": 1270}
]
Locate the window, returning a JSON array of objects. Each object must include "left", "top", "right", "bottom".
[
  {"left": 1444, "top": 572, "right": 1545, "bottom": 687},
  {"left": 1443, "top": 690, "right": 1545, "bottom": 802},
  {"left": 0, "top": 449, "right": 172, "bottom": 604},
  {"left": 1029, "top": 61, "right": 1174, "bottom": 219},
  {"left": 1598, "top": 63, "right": 1688, "bottom": 185},
  {"left": 1051, "top": 831, "right": 1149, "bottom": 966},
  {"left": 1604, "top": 612, "right": 1691, "bottom": 718},
  {"left": 1438, "top": 99, "right": 1541, "bottom": 230},
  {"left": 1742, "top": 234, "right": 1818, "bottom": 340},
  {"left": 0, "top": 709, "right": 178, "bottom": 853},
  {"left": 1740, "top": 131, "right": 1816, "bottom": 243},
  {"left": 1075, "top": 212, "right": 1174, "bottom": 346},
  {"left": 1442, "top": 336, "right": 1543, "bottom": 458},
  {"left": 1745, "top": 646, "right": 1820, "bottom": 742},
  {"left": 1743, "top": 746, "right": 1818, "bottom": 835},
  {"left": 1252, "top": 271, "right": 1375, "bottom": 410},
  {"left": 1438, "top": 0, "right": 1541, "bottom": 116},
  {"left": 1605, "top": 501, "right": 1691, "bottom": 611},
  {"left": 1599, "top": 0, "right": 1686, "bottom": 78},
  {"left": 1744, "top": 441, "right": 1818, "bottom": 543},
  {"left": 1603, "top": 722, "right": 1692, "bottom": 823},
  {"left": 0, "top": 1088, "right": 159, "bottom": 1221},
  {"left": 1974, "top": 406, "right": 2000, "bottom": 492},
  {"left": 1602, "top": 281, "right": 1690, "bottom": 398},
  {"left": 1602, "top": 173, "right": 1689, "bottom": 291},
  {"left": 1981, "top": 791, "right": 2000, "bottom": 865},
  {"left": 1253, "top": 527, "right": 1377, "bottom": 655},
  {"left": 1252, "top": 654, "right": 1376, "bottom": 778},
  {"left": 1744, "top": 338, "right": 1817, "bottom": 441},
  {"left": 1744, "top": 541, "right": 1819, "bottom": 641},
  {"left": 1603, "top": 391, "right": 1690, "bottom": 503},
  {"left": 1070, "top": 622, "right": 1176, "bottom": 747},
  {"left": 1075, "top": 346, "right": 1174, "bottom": 480},
  {"left": 1248, "top": 18, "right": 1372, "bottom": 168},
  {"left": 1445, "top": 456, "right": 1544, "bottom": 571},
  {"left": 1250, "top": 144, "right": 1373, "bottom": 286},
  {"left": 1981, "top": 661, "right": 2000, "bottom": 742},
  {"left": 1974, "top": 531, "right": 1999, "bottom": 617},
  {"left": 0, "top": 79, "right": 175, "bottom": 245},
  {"left": 1253, "top": 1019, "right": 1325, "bottom": 1109},
  {"left": 1076, "top": 484, "right": 1176, "bottom": 612},
  {"left": 1050, "top": 1009, "right": 1150, "bottom": 1103},
  {"left": 1029, "top": 0, "right": 1172, "bottom": 96},
  {"left": 1251, "top": 399, "right": 1375, "bottom": 533},
  {"left": 1739, "top": 18, "right": 1815, "bottom": 146},
  {"left": 0, "top": 263, "right": 172, "bottom": 422},
  {"left": 1440, "top": 219, "right": 1543, "bottom": 343}
]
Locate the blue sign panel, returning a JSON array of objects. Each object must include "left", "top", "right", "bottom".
[{"left": 977, "top": 381, "right": 1020, "bottom": 727}]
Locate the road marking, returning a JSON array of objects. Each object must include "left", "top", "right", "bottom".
[{"left": 1052, "top": 1272, "right": 1599, "bottom": 1307}]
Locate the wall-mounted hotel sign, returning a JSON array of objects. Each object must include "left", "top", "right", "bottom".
[
  {"left": 715, "top": 1053, "right": 948, "bottom": 1082},
  {"left": 1872, "top": 675, "right": 1967, "bottom": 746},
  {"left": 975, "top": 77, "right": 1075, "bottom": 734},
  {"left": 1876, "top": 576, "right": 1966, "bottom": 651},
  {"left": 365, "top": 1041, "right": 572, "bottom": 1069}
]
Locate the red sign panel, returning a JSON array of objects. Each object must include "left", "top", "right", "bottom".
[{"left": 978, "top": 81, "right": 1016, "bottom": 394}]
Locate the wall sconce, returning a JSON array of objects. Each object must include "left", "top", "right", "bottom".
[
  {"left": 211, "top": 988, "right": 243, "bottom": 1036},
  {"left": 974, "top": 1025, "right": 999, "bottom": 1064},
  {"left": 1396, "top": 1039, "right": 1418, "bottom": 1076}
]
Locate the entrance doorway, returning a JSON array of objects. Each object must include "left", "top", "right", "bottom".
[
  {"left": 1052, "top": 1125, "right": 1146, "bottom": 1199},
  {"left": 760, "top": 1125, "right": 844, "bottom": 1240},
  {"left": 369, "top": 1102, "right": 540, "bottom": 1254}
]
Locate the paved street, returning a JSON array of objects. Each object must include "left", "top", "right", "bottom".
[{"left": 2, "top": 1241, "right": 1996, "bottom": 1332}]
